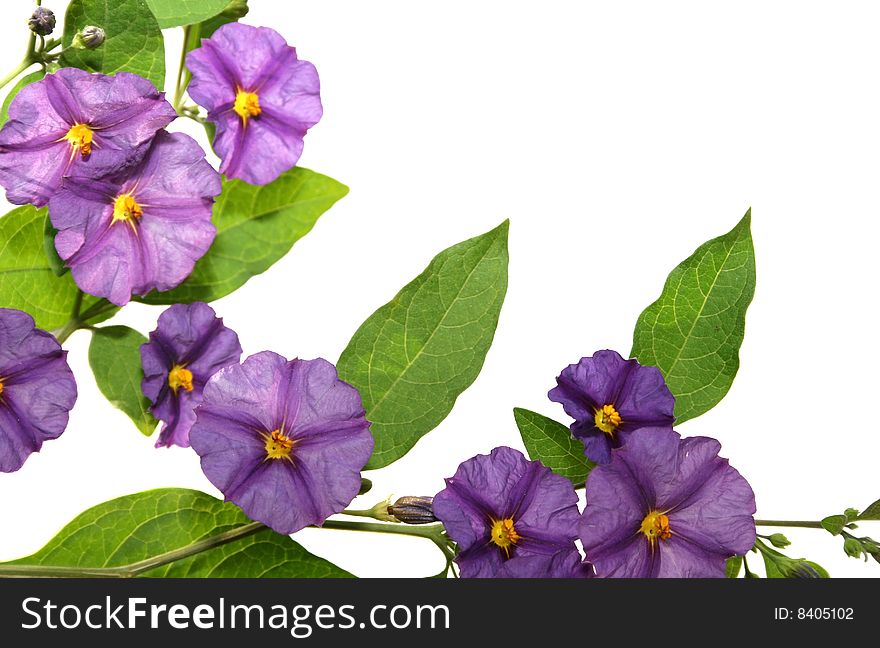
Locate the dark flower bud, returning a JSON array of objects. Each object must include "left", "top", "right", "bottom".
[
  {"left": 72, "top": 25, "right": 105, "bottom": 50},
  {"left": 387, "top": 496, "right": 437, "bottom": 525},
  {"left": 789, "top": 562, "right": 821, "bottom": 579},
  {"left": 28, "top": 7, "right": 56, "bottom": 36},
  {"left": 766, "top": 533, "right": 791, "bottom": 549}
]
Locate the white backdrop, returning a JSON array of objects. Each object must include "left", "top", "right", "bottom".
[{"left": 1, "top": 0, "right": 878, "bottom": 578}]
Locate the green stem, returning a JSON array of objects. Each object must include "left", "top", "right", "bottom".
[
  {"left": 0, "top": 58, "right": 34, "bottom": 92},
  {"left": 755, "top": 520, "right": 825, "bottom": 529},
  {"left": 0, "top": 522, "right": 265, "bottom": 579},
  {"left": 173, "top": 25, "right": 201, "bottom": 112},
  {"left": 78, "top": 298, "right": 116, "bottom": 323},
  {"left": 0, "top": 520, "right": 450, "bottom": 579}
]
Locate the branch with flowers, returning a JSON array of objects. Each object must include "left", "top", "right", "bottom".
[{"left": 0, "top": 0, "right": 877, "bottom": 580}]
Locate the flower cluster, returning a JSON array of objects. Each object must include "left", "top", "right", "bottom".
[
  {"left": 0, "top": 23, "right": 321, "bottom": 306},
  {"left": 434, "top": 350, "right": 756, "bottom": 578}
]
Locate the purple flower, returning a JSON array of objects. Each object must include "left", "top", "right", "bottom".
[
  {"left": 189, "top": 352, "right": 374, "bottom": 534},
  {"left": 49, "top": 130, "right": 220, "bottom": 306},
  {"left": 549, "top": 349, "right": 675, "bottom": 464},
  {"left": 0, "top": 309, "right": 76, "bottom": 472},
  {"left": 495, "top": 549, "right": 594, "bottom": 579},
  {"left": 433, "top": 447, "right": 581, "bottom": 578},
  {"left": 0, "top": 68, "right": 176, "bottom": 206},
  {"left": 141, "top": 303, "right": 242, "bottom": 449},
  {"left": 580, "top": 427, "right": 756, "bottom": 578},
  {"left": 187, "top": 23, "right": 322, "bottom": 185}
]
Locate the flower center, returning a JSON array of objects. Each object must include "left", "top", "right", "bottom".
[
  {"left": 0, "top": 380, "right": 4, "bottom": 397},
  {"left": 168, "top": 365, "right": 194, "bottom": 393},
  {"left": 64, "top": 123, "right": 94, "bottom": 158},
  {"left": 640, "top": 511, "right": 672, "bottom": 544},
  {"left": 263, "top": 429, "right": 295, "bottom": 460},
  {"left": 489, "top": 518, "right": 520, "bottom": 557},
  {"left": 594, "top": 403, "right": 622, "bottom": 436},
  {"left": 112, "top": 193, "right": 143, "bottom": 224},
  {"left": 234, "top": 89, "right": 262, "bottom": 122}
]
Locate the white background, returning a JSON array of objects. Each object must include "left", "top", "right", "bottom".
[{"left": 1, "top": 0, "right": 878, "bottom": 578}]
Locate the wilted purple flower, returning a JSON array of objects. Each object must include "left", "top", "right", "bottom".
[
  {"left": 549, "top": 350, "right": 675, "bottom": 464},
  {"left": 190, "top": 352, "right": 374, "bottom": 534},
  {"left": 433, "top": 446, "right": 581, "bottom": 578},
  {"left": 388, "top": 496, "right": 437, "bottom": 525},
  {"left": 580, "top": 427, "right": 756, "bottom": 578},
  {"left": 187, "top": 23, "right": 322, "bottom": 185},
  {"left": 141, "top": 303, "right": 242, "bottom": 449},
  {"left": 0, "top": 309, "right": 76, "bottom": 473},
  {"left": 0, "top": 68, "right": 176, "bottom": 206},
  {"left": 28, "top": 7, "right": 56, "bottom": 36},
  {"left": 49, "top": 130, "right": 220, "bottom": 305}
]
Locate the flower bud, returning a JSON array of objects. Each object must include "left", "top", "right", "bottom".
[
  {"left": 843, "top": 537, "right": 864, "bottom": 560},
  {"left": 387, "top": 496, "right": 437, "bottom": 525},
  {"left": 72, "top": 25, "right": 105, "bottom": 50},
  {"left": 789, "top": 562, "right": 821, "bottom": 579},
  {"left": 28, "top": 7, "right": 56, "bottom": 36},
  {"left": 766, "top": 533, "right": 791, "bottom": 549}
]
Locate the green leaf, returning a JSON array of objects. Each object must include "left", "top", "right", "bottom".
[
  {"left": 0, "top": 206, "right": 109, "bottom": 331},
  {"left": 42, "top": 218, "right": 67, "bottom": 277},
  {"left": 139, "top": 168, "right": 348, "bottom": 304},
  {"left": 196, "top": 0, "right": 248, "bottom": 38},
  {"left": 858, "top": 498, "right": 880, "bottom": 521},
  {"left": 631, "top": 210, "right": 756, "bottom": 423},
  {"left": 62, "top": 0, "right": 165, "bottom": 90},
  {"left": 4, "top": 488, "right": 352, "bottom": 577},
  {"left": 821, "top": 515, "right": 848, "bottom": 536},
  {"left": 726, "top": 555, "right": 743, "bottom": 578},
  {"left": 89, "top": 326, "right": 158, "bottom": 436},
  {"left": 0, "top": 70, "right": 44, "bottom": 127},
  {"left": 338, "top": 221, "right": 509, "bottom": 469},
  {"left": 513, "top": 408, "right": 594, "bottom": 485},
  {"left": 145, "top": 0, "right": 230, "bottom": 28}
]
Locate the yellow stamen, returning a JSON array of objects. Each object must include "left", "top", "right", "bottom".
[
  {"left": 640, "top": 511, "right": 672, "bottom": 544},
  {"left": 234, "top": 89, "right": 262, "bottom": 123},
  {"left": 168, "top": 365, "right": 194, "bottom": 393},
  {"left": 263, "top": 429, "right": 295, "bottom": 460},
  {"left": 0, "top": 381, "right": 4, "bottom": 397},
  {"left": 489, "top": 518, "right": 520, "bottom": 558},
  {"left": 594, "top": 403, "right": 622, "bottom": 436},
  {"left": 112, "top": 194, "right": 143, "bottom": 225},
  {"left": 64, "top": 123, "right": 94, "bottom": 157}
]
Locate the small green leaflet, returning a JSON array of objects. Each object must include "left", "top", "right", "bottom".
[
  {"left": 3, "top": 489, "right": 352, "bottom": 578},
  {"left": 338, "top": 221, "right": 509, "bottom": 469},
  {"left": 513, "top": 408, "right": 593, "bottom": 486},
  {"left": 726, "top": 555, "right": 743, "bottom": 578},
  {"left": 62, "top": 0, "right": 166, "bottom": 90},
  {"left": 89, "top": 326, "right": 158, "bottom": 436},
  {"left": 139, "top": 168, "right": 348, "bottom": 304},
  {"left": 631, "top": 210, "right": 756, "bottom": 423},
  {"left": 145, "top": 0, "right": 230, "bottom": 28}
]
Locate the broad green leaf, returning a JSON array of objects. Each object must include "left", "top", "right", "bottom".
[
  {"left": 513, "top": 408, "right": 594, "bottom": 486},
  {"left": 62, "top": 0, "right": 165, "bottom": 90},
  {"left": 631, "top": 210, "right": 755, "bottom": 423},
  {"left": 0, "top": 70, "right": 44, "bottom": 127},
  {"left": 726, "top": 555, "right": 743, "bottom": 578},
  {"left": 0, "top": 206, "right": 109, "bottom": 331},
  {"left": 139, "top": 168, "right": 348, "bottom": 304},
  {"left": 338, "top": 221, "right": 509, "bottom": 469},
  {"left": 5, "top": 488, "right": 352, "bottom": 578},
  {"left": 89, "top": 326, "right": 158, "bottom": 436},
  {"left": 146, "top": 0, "right": 229, "bottom": 28},
  {"left": 821, "top": 515, "right": 847, "bottom": 536},
  {"left": 196, "top": 0, "right": 248, "bottom": 39},
  {"left": 858, "top": 498, "right": 880, "bottom": 521}
]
